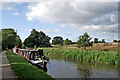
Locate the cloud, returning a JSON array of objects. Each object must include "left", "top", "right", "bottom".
[
  {"left": 26, "top": 2, "right": 118, "bottom": 34},
  {"left": 0, "top": 0, "right": 119, "bottom": 2},
  {"left": 102, "top": 32, "right": 107, "bottom": 34},
  {"left": 26, "top": 2, "right": 117, "bottom": 22},
  {"left": 0, "top": 2, "right": 15, "bottom": 10},
  {"left": 55, "top": 29, "right": 60, "bottom": 32},
  {"left": 27, "top": 28, "right": 60, "bottom": 34},
  {"left": 43, "top": 29, "right": 61, "bottom": 33},
  {"left": 79, "top": 23, "right": 118, "bottom": 33},
  {"left": 111, "top": 14, "right": 115, "bottom": 22},
  {"left": 1, "top": 2, "right": 24, "bottom": 10},
  {"left": 12, "top": 12, "right": 20, "bottom": 16}
]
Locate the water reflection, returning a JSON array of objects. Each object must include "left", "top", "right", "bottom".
[
  {"left": 46, "top": 56, "right": 120, "bottom": 78},
  {"left": 35, "top": 64, "right": 48, "bottom": 72}
]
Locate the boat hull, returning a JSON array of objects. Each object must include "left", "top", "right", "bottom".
[{"left": 28, "top": 59, "right": 47, "bottom": 68}]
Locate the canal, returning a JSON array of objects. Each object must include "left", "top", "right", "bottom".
[{"left": 43, "top": 57, "right": 120, "bottom": 78}]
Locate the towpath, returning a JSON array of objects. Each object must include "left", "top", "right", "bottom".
[{"left": 0, "top": 51, "right": 17, "bottom": 79}]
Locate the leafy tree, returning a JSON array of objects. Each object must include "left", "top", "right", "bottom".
[
  {"left": 72, "top": 42, "right": 78, "bottom": 44},
  {"left": 98, "top": 39, "right": 106, "bottom": 43},
  {"left": 23, "top": 29, "right": 51, "bottom": 47},
  {"left": 63, "top": 38, "right": 72, "bottom": 45},
  {"left": 52, "top": 36, "right": 63, "bottom": 45},
  {"left": 2, "top": 28, "right": 22, "bottom": 50},
  {"left": 77, "top": 33, "right": 92, "bottom": 47},
  {"left": 113, "top": 40, "right": 118, "bottom": 42},
  {"left": 102, "top": 39, "right": 105, "bottom": 43},
  {"left": 94, "top": 38, "right": 98, "bottom": 43},
  {"left": 98, "top": 41, "right": 102, "bottom": 43},
  {"left": 118, "top": 40, "right": 120, "bottom": 42},
  {"left": 22, "top": 44, "right": 27, "bottom": 49},
  {"left": 16, "top": 36, "right": 22, "bottom": 48}
]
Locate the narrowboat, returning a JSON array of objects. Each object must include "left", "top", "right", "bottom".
[{"left": 13, "top": 47, "right": 47, "bottom": 68}]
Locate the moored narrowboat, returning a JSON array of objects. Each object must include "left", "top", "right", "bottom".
[{"left": 13, "top": 47, "right": 47, "bottom": 68}]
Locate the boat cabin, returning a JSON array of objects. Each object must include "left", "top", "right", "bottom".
[{"left": 29, "top": 49, "right": 44, "bottom": 60}]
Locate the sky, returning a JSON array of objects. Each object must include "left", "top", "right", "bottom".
[{"left": 1, "top": 1, "right": 119, "bottom": 42}]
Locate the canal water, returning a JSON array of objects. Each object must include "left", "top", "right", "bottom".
[{"left": 45, "top": 57, "right": 120, "bottom": 78}]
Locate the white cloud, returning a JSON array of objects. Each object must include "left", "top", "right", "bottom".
[
  {"left": 55, "top": 29, "right": 60, "bottom": 32},
  {"left": 26, "top": 2, "right": 118, "bottom": 34},
  {"left": 12, "top": 12, "right": 20, "bottom": 16},
  {"left": 26, "top": 29, "right": 32, "bottom": 32},
  {"left": 91, "top": 25, "right": 101, "bottom": 29},
  {"left": 27, "top": 28, "right": 60, "bottom": 34},
  {"left": 0, "top": 0, "right": 119, "bottom": 2},
  {"left": 26, "top": 2, "right": 117, "bottom": 23},
  {"left": 102, "top": 32, "right": 107, "bottom": 34},
  {"left": 79, "top": 23, "right": 118, "bottom": 33},
  {"left": 1, "top": 2, "right": 14, "bottom": 10},
  {"left": 43, "top": 29, "right": 60, "bottom": 33},
  {"left": 85, "top": 26, "right": 90, "bottom": 29},
  {"left": 111, "top": 14, "right": 115, "bottom": 22}
]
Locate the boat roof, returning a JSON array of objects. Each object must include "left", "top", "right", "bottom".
[
  {"left": 19, "top": 49, "right": 43, "bottom": 52},
  {"left": 19, "top": 49, "right": 29, "bottom": 51},
  {"left": 30, "top": 50, "right": 38, "bottom": 52}
]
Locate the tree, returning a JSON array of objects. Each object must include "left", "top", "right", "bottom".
[
  {"left": 113, "top": 40, "right": 118, "bottom": 43},
  {"left": 102, "top": 39, "right": 105, "bottom": 43},
  {"left": 2, "top": 28, "right": 22, "bottom": 50},
  {"left": 72, "top": 42, "right": 77, "bottom": 44},
  {"left": 16, "top": 36, "right": 22, "bottom": 48},
  {"left": 77, "top": 33, "right": 92, "bottom": 47},
  {"left": 94, "top": 38, "right": 98, "bottom": 43},
  {"left": 98, "top": 39, "right": 106, "bottom": 43},
  {"left": 23, "top": 29, "right": 51, "bottom": 48},
  {"left": 63, "top": 38, "right": 72, "bottom": 45},
  {"left": 52, "top": 36, "right": 63, "bottom": 45}
]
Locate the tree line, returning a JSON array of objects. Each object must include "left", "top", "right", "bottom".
[{"left": 2, "top": 28, "right": 110, "bottom": 50}]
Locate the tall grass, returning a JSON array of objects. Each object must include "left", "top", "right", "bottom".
[{"left": 43, "top": 48, "right": 120, "bottom": 65}]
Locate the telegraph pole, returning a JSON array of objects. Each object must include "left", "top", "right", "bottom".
[{"left": 112, "top": 31, "right": 114, "bottom": 42}]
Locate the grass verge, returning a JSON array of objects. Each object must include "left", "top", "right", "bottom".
[{"left": 6, "top": 50, "right": 54, "bottom": 80}]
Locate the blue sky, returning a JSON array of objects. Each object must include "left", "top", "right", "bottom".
[{"left": 1, "top": 2, "right": 118, "bottom": 42}]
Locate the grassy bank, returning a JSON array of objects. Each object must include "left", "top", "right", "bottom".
[
  {"left": 6, "top": 50, "right": 54, "bottom": 79},
  {"left": 42, "top": 48, "right": 120, "bottom": 65}
]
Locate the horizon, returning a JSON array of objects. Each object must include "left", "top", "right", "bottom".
[{"left": 1, "top": 2, "right": 118, "bottom": 42}]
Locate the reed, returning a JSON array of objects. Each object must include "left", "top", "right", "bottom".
[{"left": 43, "top": 48, "right": 120, "bottom": 65}]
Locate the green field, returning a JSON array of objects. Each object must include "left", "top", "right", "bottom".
[
  {"left": 42, "top": 48, "right": 120, "bottom": 65},
  {"left": 6, "top": 50, "right": 54, "bottom": 79}
]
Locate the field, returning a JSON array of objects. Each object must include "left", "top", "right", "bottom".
[
  {"left": 6, "top": 50, "right": 54, "bottom": 79},
  {"left": 38, "top": 43, "right": 120, "bottom": 65},
  {"left": 51, "top": 43, "right": 118, "bottom": 51}
]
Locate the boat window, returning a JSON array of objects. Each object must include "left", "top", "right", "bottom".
[
  {"left": 29, "top": 52, "right": 35, "bottom": 60},
  {"left": 26, "top": 52, "right": 28, "bottom": 57},
  {"left": 38, "top": 49, "right": 43, "bottom": 57},
  {"left": 25, "top": 52, "right": 27, "bottom": 57},
  {"left": 24, "top": 52, "right": 25, "bottom": 56},
  {"left": 28, "top": 52, "right": 30, "bottom": 57},
  {"left": 22, "top": 51, "right": 24, "bottom": 56},
  {"left": 20, "top": 51, "right": 22, "bottom": 55}
]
